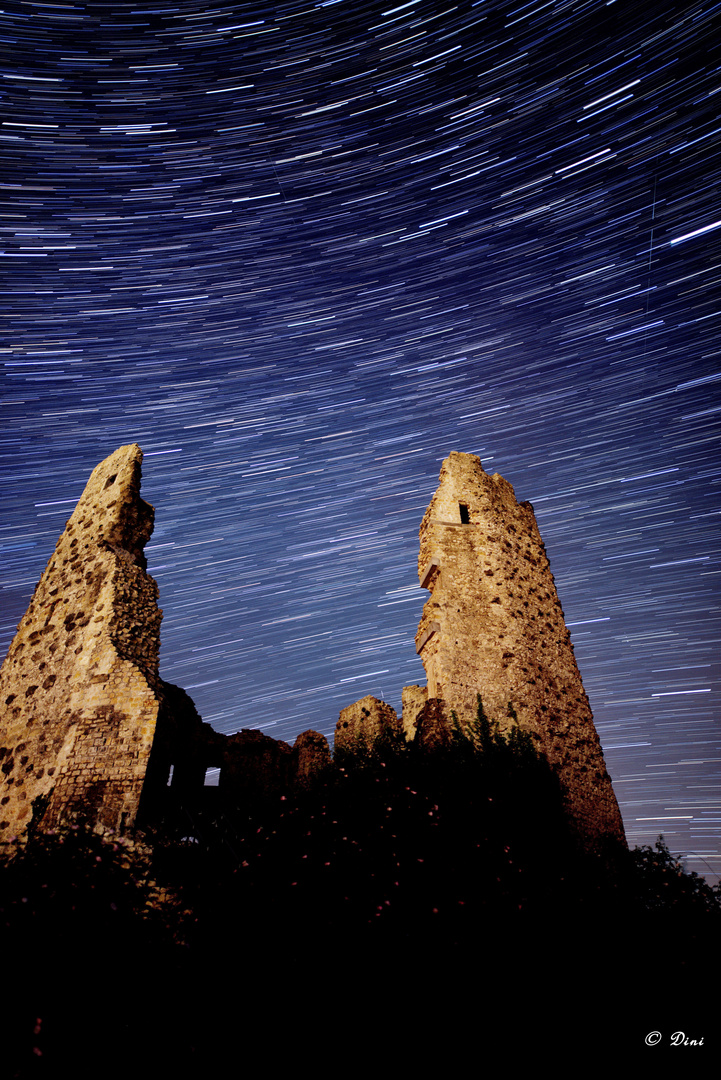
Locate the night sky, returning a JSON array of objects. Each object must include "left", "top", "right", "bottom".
[{"left": 1, "top": 1, "right": 719, "bottom": 881}]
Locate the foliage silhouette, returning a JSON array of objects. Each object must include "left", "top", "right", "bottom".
[
  {"left": 629, "top": 834, "right": 721, "bottom": 915},
  {"left": 3, "top": 704, "right": 720, "bottom": 1071}
]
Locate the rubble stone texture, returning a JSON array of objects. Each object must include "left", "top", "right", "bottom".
[
  {"left": 401, "top": 684, "right": 428, "bottom": 742},
  {"left": 0, "top": 444, "right": 163, "bottom": 839},
  {"left": 335, "top": 696, "right": 402, "bottom": 755},
  {"left": 292, "top": 729, "right": 332, "bottom": 787},
  {"left": 415, "top": 451, "right": 626, "bottom": 852},
  {"left": 1, "top": 443, "right": 623, "bottom": 856},
  {"left": 0, "top": 445, "right": 335, "bottom": 840},
  {"left": 413, "top": 697, "right": 454, "bottom": 753}
]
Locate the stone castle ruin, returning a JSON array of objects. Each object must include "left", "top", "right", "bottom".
[
  {"left": 411, "top": 452, "right": 625, "bottom": 850},
  {"left": 0, "top": 446, "right": 329, "bottom": 843},
  {"left": 0, "top": 446, "right": 625, "bottom": 854}
]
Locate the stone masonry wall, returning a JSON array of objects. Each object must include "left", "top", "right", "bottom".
[
  {"left": 335, "top": 696, "right": 402, "bottom": 755},
  {"left": 0, "top": 445, "right": 163, "bottom": 840},
  {"left": 401, "top": 684, "right": 428, "bottom": 742},
  {"left": 0, "top": 442, "right": 333, "bottom": 840},
  {"left": 415, "top": 452, "right": 626, "bottom": 852},
  {"left": 1, "top": 442, "right": 623, "bottom": 853}
]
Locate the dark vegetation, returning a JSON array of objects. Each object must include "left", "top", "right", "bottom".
[{"left": 3, "top": 701, "right": 719, "bottom": 1071}]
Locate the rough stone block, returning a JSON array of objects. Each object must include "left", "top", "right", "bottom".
[
  {"left": 415, "top": 451, "right": 626, "bottom": 854},
  {"left": 335, "top": 696, "right": 401, "bottom": 755}
]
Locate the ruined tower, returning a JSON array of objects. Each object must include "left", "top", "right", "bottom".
[
  {"left": 414, "top": 452, "right": 625, "bottom": 852},
  {"left": 0, "top": 444, "right": 333, "bottom": 841},
  {"left": 0, "top": 445, "right": 165, "bottom": 840}
]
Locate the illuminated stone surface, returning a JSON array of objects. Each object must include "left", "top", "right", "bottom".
[
  {"left": 0, "top": 445, "right": 162, "bottom": 838},
  {"left": 1, "top": 446, "right": 622, "bottom": 855},
  {"left": 415, "top": 451, "right": 626, "bottom": 852},
  {"left": 0, "top": 446, "right": 332, "bottom": 841}
]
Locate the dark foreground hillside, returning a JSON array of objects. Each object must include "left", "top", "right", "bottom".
[{"left": 2, "top": 731, "right": 718, "bottom": 1073}]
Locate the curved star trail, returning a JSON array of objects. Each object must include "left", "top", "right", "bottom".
[{"left": 1, "top": 1, "right": 719, "bottom": 881}]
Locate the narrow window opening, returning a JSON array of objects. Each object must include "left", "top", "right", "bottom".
[
  {"left": 167, "top": 764, "right": 174, "bottom": 787},
  {"left": 204, "top": 766, "right": 220, "bottom": 787},
  {"left": 459, "top": 503, "right": 470, "bottom": 524}
]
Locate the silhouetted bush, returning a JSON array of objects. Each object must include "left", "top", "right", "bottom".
[
  {"left": 628, "top": 834, "right": 720, "bottom": 915},
  {"left": 3, "top": 721, "right": 720, "bottom": 1071}
]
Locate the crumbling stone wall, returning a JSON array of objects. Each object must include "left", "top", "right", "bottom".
[
  {"left": 401, "top": 684, "right": 428, "bottom": 742},
  {"left": 0, "top": 445, "right": 163, "bottom": 840},
  {"left": 0, "top": 434, "right": 333, "bottom": 840},
  {"left": 292, "top": 729, "right": 332, "bottom": 788},
  {"left": 415, "top": 452, "right": 626, "bottom": 852},
  {"left": 1, "top": 442, "right": 622, "bottom": 854},
  {"left": 0, "top": 435, "right": 334, "bottom": 842},
  {"left": 413, "top": 697, "right": 454, "bottom": 753},
  {"left": 335, "top": 696, "right": 402, "bottom": 755},
  {"left": 145, "top": 684, "right": 332, "bottom": 814}
]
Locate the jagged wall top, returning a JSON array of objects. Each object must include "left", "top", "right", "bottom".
[
  {"left": 0, "top": 444, "right": 162, "bottom": 838},
  {"left": 418, "top": 453, "right": 528, "bottom": 574},
  {"left": 413, "top": 449, "right": 627, "bottom": 854},
  {"left": 0, "top": 444, "right": 333, "bottom": 840},
  {"left": 65, "top": 444, "right": 154, "bottom": 571}
]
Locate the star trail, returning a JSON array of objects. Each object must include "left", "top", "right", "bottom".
[{"left": 1, "top": 0, "right": 719, "bottom": 881}]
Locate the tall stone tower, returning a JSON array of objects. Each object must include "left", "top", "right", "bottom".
[
  {"left": 415, "top": 452, "right": 625, "bottom": 852},
  {"left": 0, "top": 445, "right": 164, "bottom": 840}
]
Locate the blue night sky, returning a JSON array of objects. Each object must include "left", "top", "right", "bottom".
[{"left": 1, "top": 0, "right": 719, "bottom": 881}]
